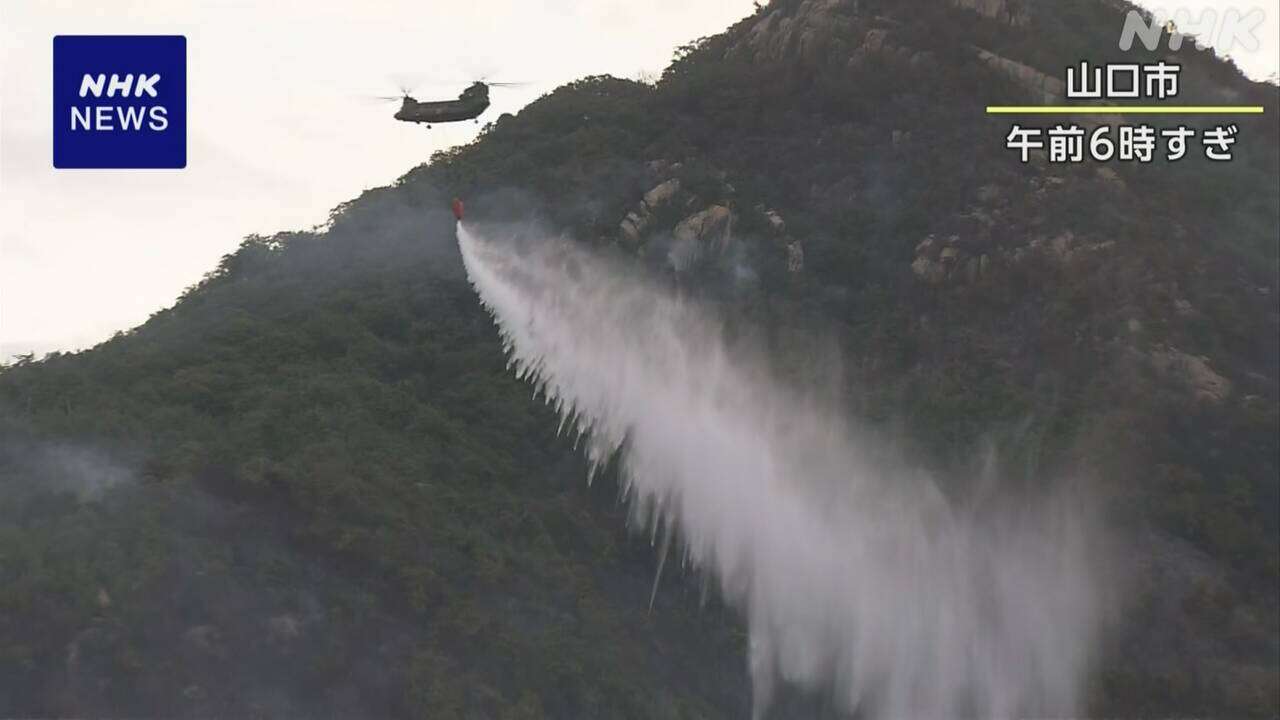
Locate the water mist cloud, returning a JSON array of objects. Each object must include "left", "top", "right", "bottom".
[{"left": 457, "top": 221, "right": 1104, "bottom": 719}]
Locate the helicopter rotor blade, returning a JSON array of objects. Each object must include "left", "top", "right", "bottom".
[{"left": 354, "top": 94, "right": 406, "bottom": 105}]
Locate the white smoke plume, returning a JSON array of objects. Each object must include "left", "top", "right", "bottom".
[{"left": 457, "top": 221, "right": 1104, "bottom": 719}]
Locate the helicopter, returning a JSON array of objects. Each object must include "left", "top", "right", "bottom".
[{"left": 378, "top": 81, "right": 524, "bottom": 128}]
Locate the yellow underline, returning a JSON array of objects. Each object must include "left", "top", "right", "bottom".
[{"left": 987, "top": 106, "right": 1265, "bottom": 114}]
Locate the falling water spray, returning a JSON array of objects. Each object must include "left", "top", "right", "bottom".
[{"left": 456, "top": 221, "right": 1103, "bottom": 718}]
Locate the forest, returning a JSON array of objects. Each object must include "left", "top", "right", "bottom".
[{"left": 2, "top": 0, "right": 1277, "bottom": 716}]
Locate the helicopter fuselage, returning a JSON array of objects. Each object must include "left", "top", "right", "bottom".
[{"left": 394, "top": 83, "right": 490, "bottom": 125}]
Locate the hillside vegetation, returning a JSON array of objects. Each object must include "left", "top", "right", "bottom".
[{"left": 2, "top": 0, "right": 1277, "bottom": 716}]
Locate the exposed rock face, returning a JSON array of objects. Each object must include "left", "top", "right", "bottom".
[
  {"left": 1151, "top": 347, "right": 1233, "bottom": 402},
  {"left": 667, "top": 205, "right": 734, "bottom": 272},
  {"left": 674, "top": 205, "right": 733, "bottom": 251},
  {"left": 729, "top": 0, "right": 1051, "bottom": 114},
  {"left": 975, "top": 48, "right": 1064, "bottom": 103},
  {"left": 765, "top": 209, "right": 786, "bottom": 234},
  {"left": 912, "top": 255, "right": 946, "bottom": 284},
  {"left": 619, "top": 210, "right": 648, "bottom": 245},
  {"left": 848, "top": 28, "right": 931, "bottom": 72},
  {"left": 952, "top": 0, "right": 1030, "bottom": 26},
  {"left": 619, "top": 167, "right": 802, "bottom": 275},
  {"left": 786, "top": 240, "right": 805, "bottom": 273},
  {"left": 732, "top": 0, "right": 860, "bottom": 64},
  {"left": 1016, "top": 229, "right": 1115, "bottom": 265},
  {"left": 912, "top": 234, "right": 987, "bottom": 285},
  {"left": 643, "top": 178, "right": 681, "bottom": 209},
  {"left": 759, "top": 208, "right": 804, "bottom": 273},
  {"left": 620, "top": 178, "right": 685, "bottom": 245}
]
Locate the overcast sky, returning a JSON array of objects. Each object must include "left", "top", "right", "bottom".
[{"left": 2, "top": 1, "right": 1277, "bottom": 359}]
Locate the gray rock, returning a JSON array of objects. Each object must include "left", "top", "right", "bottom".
[
  {"left": 643, "top": 179, "right": 681, "bottom": 209},
  {"left": 786, "top": 240, "right": 805, "bottom": 273},
  {"left": 674, "top": 205, "right": 733, "bottom": 252},
  {"left": 619, "top": 209, "right": 650, "bottom": 245},
  {"left": 975, "top": 48, "right": 1063, "bottom": 103},
  {"left": 1150, "top": 347, "right": 1233, "bottom": 402},
  {"left": 912, "top": 256, "right": 946, "bottom": 284},
  {"left": 765, "top": 210, "right": 786, "bottom": 235}
]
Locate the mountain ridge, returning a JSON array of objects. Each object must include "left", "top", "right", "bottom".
[{"left": 2, "top": 0, "right": 1277, "bottom": 716}]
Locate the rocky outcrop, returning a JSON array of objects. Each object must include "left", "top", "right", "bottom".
[
  {"left": 618, "top": 166, "right": 804, "bottom": 275},
  {"left": 765, "top": 210, "right": 786, "bottom": 234},
  {"left": 848, "top": 28, "right": 935, "bottom": 72},
  {"left": 619, "top": 210, "right": 647, "bottom": 245},
  {"left": 911, "top": 234, "right": 990, "bottom": 286},
  {"left": 667, "top": 204, "right": 735, "bottom": 272},
  {"left": 728, "top": 0, "right": 1053, "bottom": 111},
  {"left": 733, "top": 0, "right": 858, "bottom": 64},
  {"left": 1013, "top": 229, "right": 1115, "bottom": 265},
  {"left": 674, "top": 205, "right": 733, "bottom": 252},
  {"left": 786, "top": 241, "right": 805, "bottom": 273},
  {"left": 619, "top": 178, "right": 683, "bottom": 245},
  {"left": 1151, "top": 347, "right": 1233, "bottom": 403},
  {"left": 761, "top": 208, "right": 804, "bottom": 273},
  {"left": 643, "top": 178, "right": 681, "bottom": 209},
  {"left": 975, "top": 47, "right": 1064, "bottom": 104},
  {"left": 730, "top": 0, "right": 935, "bottom": 70}
]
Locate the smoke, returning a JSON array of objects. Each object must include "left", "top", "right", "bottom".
[
  {"left": 456, "top": 221, "right": 1105, "bottom": 719},
  {"left": 0, "top": 430, "right": 134, "bottom": 503}
]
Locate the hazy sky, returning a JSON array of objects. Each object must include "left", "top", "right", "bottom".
[
  {"left": 0, "top": 0, "right": 761, "bottom": 358},
  {"left": 1, "top": 1, "right": 1277, "bottom": 358}
]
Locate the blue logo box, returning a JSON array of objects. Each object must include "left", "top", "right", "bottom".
[{"left": 53, "top": 35, "right": 186, "bottom": 169}]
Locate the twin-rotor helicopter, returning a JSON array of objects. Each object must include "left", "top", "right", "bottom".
[
  {"left": 372, "top": 79, "right": 527, "bottom": 129},
  {"left": 369, "top": 77, "right": 528, "bottom": 221}
]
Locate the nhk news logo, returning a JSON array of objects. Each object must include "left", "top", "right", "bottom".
[{"left": 53, "top": 35, "right": 186, "bottom": 169}]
